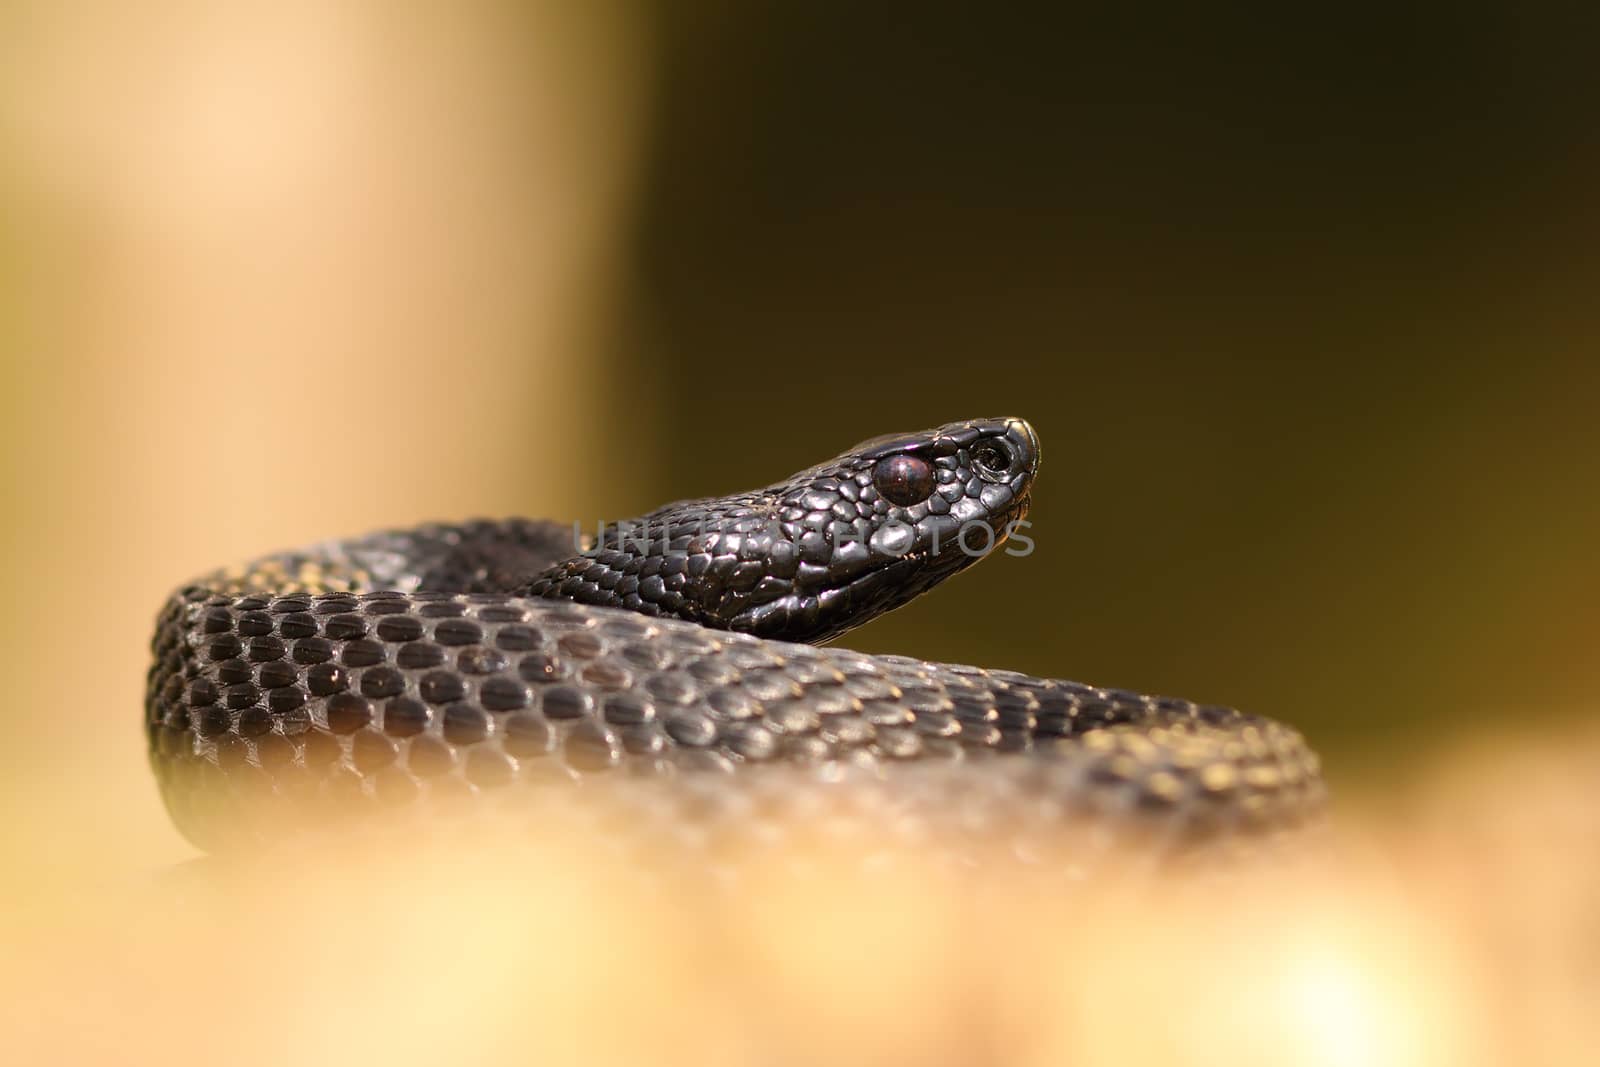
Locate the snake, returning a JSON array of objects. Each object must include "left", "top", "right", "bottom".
[{"left": 146, "top": 417, "right": 1322, "bottom": 862}]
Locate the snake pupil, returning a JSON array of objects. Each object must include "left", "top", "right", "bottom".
[{"left": 872, "top": 454, "right": 935, "bottom": 506}]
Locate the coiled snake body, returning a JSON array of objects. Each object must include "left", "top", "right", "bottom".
[{"left": 147, "top": 418, "right": 1321, "bottom": 859}]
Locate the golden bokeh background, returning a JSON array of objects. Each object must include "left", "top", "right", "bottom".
[{"left": 1, "top": 3, "right": 1595, "bottom": 1064}]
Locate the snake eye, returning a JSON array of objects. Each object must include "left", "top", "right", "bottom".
[
  {"left": 971, "top": 441, "right": 1013, "bottom": 482},
  {"left": 872, "top": 454, "right": 935, "bottom": 506}
]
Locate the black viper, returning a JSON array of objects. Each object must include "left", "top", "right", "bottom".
[{"left": 147, "top": 417, "right": 1321, "bottom": 858}]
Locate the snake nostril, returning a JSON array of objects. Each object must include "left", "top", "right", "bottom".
[{"left": 972, "top": 441, "right": 1013, "bottom": 482}]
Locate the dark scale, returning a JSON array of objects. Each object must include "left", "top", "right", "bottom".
[
  {"left": 442, "top": 704, "right": 490, "bottom": 745},
  {"left": 382, "top": 698, "right": 430, "bottom": 738},
  {"left": 359, "top": 667, "right": 406, "bottom": 699},
  {"left": 341, "top": 640, "right": 386, "bottom": 667},
  {"left": 146, "top": 418, "right": 1324, "bottom": 857},
  {"left": 418, "top": 671, "right": 465, "bottom": 705},
  {"left": 397, "top": 642, "right": 446, "bottom": 669},
  {"left": 326, "top": 693, "right": 372, "bottom": 734},
  {"left": 480, "top": 676, "right": 531, "bottom": 712},
  {"left": 268, "top": 687, "right": 306, "bottom": 713},
  {"left": 376, "top": 616, "right": 424, "bottom": 642},
  {"left": 292, "top": 637, "right": 335, "bottom": 665}
]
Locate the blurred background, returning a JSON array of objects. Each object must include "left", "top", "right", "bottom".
[{"left": 1, "top": 2, "right": 1596, "bottom": 1064}]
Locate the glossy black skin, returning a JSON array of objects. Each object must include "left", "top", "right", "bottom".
[
  {"left": 525, "top": 418, "right": 1039, "bottom": 643},
  {"left": 148, "top": 415, "right": 1322, "bottom": 854}
]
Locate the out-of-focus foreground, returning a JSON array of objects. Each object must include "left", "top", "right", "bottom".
[
  {"left": 2, "top": 722, "right": 1597, "bottom": 1067},
  {"left": 1, "top": 4, "right": 1596, "bottom": 1065}
]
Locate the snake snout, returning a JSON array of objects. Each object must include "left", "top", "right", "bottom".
[{"left": 1005, "top": 417, "right": 1041, "bottom": 476}]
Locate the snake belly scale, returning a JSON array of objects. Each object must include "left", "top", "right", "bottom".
[{"left": 146, "top": 418, "right": 1322, "bottom": 856}]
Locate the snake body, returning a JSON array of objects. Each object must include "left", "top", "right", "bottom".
[{"left": 147, "top": 418, "right": 1321, "bottom": 858}]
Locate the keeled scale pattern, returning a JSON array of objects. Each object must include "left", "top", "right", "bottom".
[{"left": 147, "top": 581, "right": 1321, "bottom": 854}]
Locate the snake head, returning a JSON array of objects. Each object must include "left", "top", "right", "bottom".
[{"left": 528, "top": 417, "right": 1040, "bottom": 643}]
